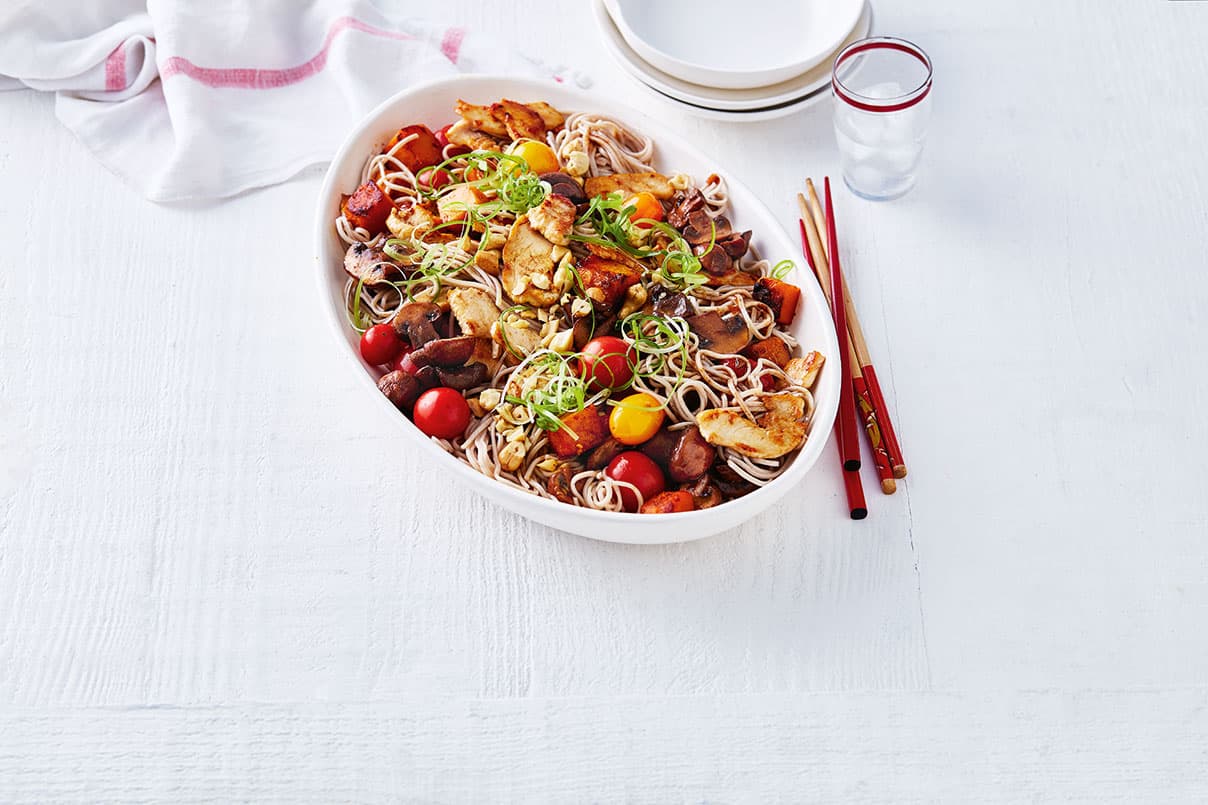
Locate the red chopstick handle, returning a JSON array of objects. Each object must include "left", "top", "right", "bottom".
[
  {"left": 853, "top": 375, "right": 896, "bottom": 494},
  {"left": 824, "top": 179, "right": 861, "bottom": 472},
  {"left": 843, "top": 467, "right": 868, "bottom": 519},
  {"left": 862, "top": 365, "right": 906, "bottom": 479}
]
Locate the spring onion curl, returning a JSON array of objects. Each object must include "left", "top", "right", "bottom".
[
  {"left": 770, "top": 259, "right": 795, "bottom": 280},
  {"left": 334, "top": 103, "right": 822, "bottom": 512}
]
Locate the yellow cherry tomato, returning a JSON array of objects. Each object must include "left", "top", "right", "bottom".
[
  {"left": 625, "top": 191, "right": 665, "bottom": 228},
  {"left": 510, "top": 140, "right": 560, "bottom": 174},
  {"left": 608, "top": 392, "right": 666, "bottom": 445}
]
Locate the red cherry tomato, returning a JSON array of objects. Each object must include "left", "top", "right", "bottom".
[
  {"left": 360, "top": 324, "right": 403, "bottom": 365},
  {"left": 390, "top": 341, "right": 415, "bottom": 372},
  {"left": 417, "top": 167, "right": 453, "bottom": 191},
  {"left": 722, "top": 356, "right": 775, "bottom": 391},
  {"left": 435, "top": 123, "right": 454, "bottom": 147},
  {"left": 578, "top": 336, "right": 637, "bottom": 392},
  {"left": 412, "top": 387, "right": 472, "bottom": 440},
  {"left": 605, "top": 451, "right": 666, "bottom": 512}
]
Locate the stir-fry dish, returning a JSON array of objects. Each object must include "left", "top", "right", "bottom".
[{"left": 335, "top": 98, "right": 825, "bottom": 514}]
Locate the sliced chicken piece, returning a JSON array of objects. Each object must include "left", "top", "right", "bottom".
[
  {"left": 448, "top": 287, "right": 502, "bottom": 339},
  {"left": 584, "top": 172, "right": 675, "bottom": 201},
  {"left": 473, "top": 248, "right": 501, "bottom": 276},
  {"left": 527, "top": 193, "right": 576, "bottom": 246},
  {"left": 696, "top": 394, "right": 808, "bottom": 459},
  {"left": 501, "top": 215, "right": 561, "bottom": 307},
  {"left": 784, "top": 351, "right": 826, "bottom": 389},
  {"left": 528, "top": 101, "right": 565, "bottom": 129},
  {"left": 496, "top": 98, "right": 547, "bottom": 141},
  {"left": 386, "top": 197, "right": 440, "bottom": 240},
  {"left": 454, "top": 100, "right": 508, "bottom": 137},
  {"left": 445, "top": 119, "right": 502, "bottom": 152}
]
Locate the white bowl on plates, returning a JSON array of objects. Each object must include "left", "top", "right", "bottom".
[
  {"left": 593, "top": 0, "right": 873, "bottom": 117},
  {"left": 603, "top": 0, "right": 865, "bottom": 90},
  {"left": 313, "top": 76, "right": 840, "bottom": 544}
]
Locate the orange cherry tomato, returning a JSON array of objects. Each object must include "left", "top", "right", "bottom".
[
  {"left": 625, "top": 192, "right": 664, "bottom": 228},
  {"left": 608, "top": 392, "right": 665, "bottom": 445}
]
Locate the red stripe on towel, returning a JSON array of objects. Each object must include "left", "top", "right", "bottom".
[
  {"left": 105, "top": 42, "right": 127, "bottom": 91},
  {"left": 160, "top": 16, "right": 417, "bottom": 89}
]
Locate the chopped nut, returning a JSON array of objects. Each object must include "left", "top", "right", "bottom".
[
  {"left": 510, "top": 276, "right": 529, "bottom": 297},
  {"left": 669, "top": 173, "right": 692, "bottom": 190},
  {"left": 479, "top": 388, "right": 502, "bottom": 411},
  {"left": 548, "top": 329, "right": 575, "bottom": 353},
  {"left": 499, "top": 441, "right": 527, "bottom": 472},
  {"left": 585, "top": 287, "right": 606, "bottom": 304},
  {"left": 570, "top": 297, "right": 593, "bottom": 318},
  {"left": 617, "top": 283, "right": 649, "bottom": 319},
  {"left": 565, "top": 150, "right": 589, "bottom": 177},
  {"left": 536, "top": 456, "right": 561, "bottom": 472},
  {"left": 530, "top": 273, "right": 551, "bottom": 290},
  {"left": 505, "top": 427, "right": 527, "bottom": 444},
  {"left": 466, "top": 398, "right": 487, "bottom": 418}
]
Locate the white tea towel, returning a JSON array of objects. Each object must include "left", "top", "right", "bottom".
[{"left": 0, "top": 0, "right": 567, "bottom": 202}]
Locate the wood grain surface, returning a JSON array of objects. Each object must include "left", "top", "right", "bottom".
[{"left": 1, "top": 0, "right": 1206, "bottom": 800}]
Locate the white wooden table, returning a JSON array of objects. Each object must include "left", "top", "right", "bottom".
[{"left": 2, "top": 1, "right": 1207, "bottom": 800}]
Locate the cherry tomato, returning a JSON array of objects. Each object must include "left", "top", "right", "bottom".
[
  {"left": 608, "top": 392, "right": 665, "bottom": 445},
  {"left": 360, "top": 324, "right": 403, "bottom": 365},
  {"left": 417, "top": 167, "right": 453, "bottom": 191},
  {"left": 412, "top": 387, "right": 472, "bottom": 440},
  {"left": 390, "top": 341, "right": 415, "bottom": 373},
  {"left": 605, "top": 451, "right": 666, "bottom": 512},
  {"left": 578, "top": 336, "right": 637, "bottom": 392},
  {"left": 435, "top": 123, "right": 454, "bottom": 148},
  {"left": 722, "top": 356, "right": 774, "bottom": 391},
  {"left": 625, "top": 191, "right": 664, "bottom": 228},
  {"left": 511, "top": 140, "right": 560, "bottom": 174}
]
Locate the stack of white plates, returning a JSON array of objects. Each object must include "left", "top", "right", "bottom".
[{"left": 593, "top": 0, "right": 873, "bottom": 122}]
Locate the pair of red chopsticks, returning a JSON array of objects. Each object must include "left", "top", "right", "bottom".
[{"left": 796, "top": 178, "right": 907, "bottom": 519}]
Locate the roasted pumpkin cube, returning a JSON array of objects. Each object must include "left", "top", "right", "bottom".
[
  {"left": 548, "top": 405, "right": 611, "bottom": 457},
  {"left": 437, "top": 185, "right": 487, "bottom": 223},
  {"left": 341, "top": 182, "right": 395, "bottom": 235},
  {"left": 753, "top": 277, "right": 802, "bottom": 326},
  {"left": 744, "top": 336, "right": 791, "bottom": 369},
  {"left": 577, "top": 255, "right": 643, "bottom": 312},
  {"left": 386, "top": 124, "right": 443, "bottom": 173}
]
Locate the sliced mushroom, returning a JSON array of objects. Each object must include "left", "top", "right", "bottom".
[
  {"left": 639, "top": 428, "right": 679, "bottom": 467},
  {"left": 667, "top": 425, "right": 715, "bottom": 483},
  {"left": 696, "top": 394, "right": 808, "bottom": 459},
  {"left": 435, "top": 362, "right": 488, "bottom": 390},
  {"left": 546, "top": 464, "right": 575, "bottom": 503},
  {"left": 391, "top": 302, "right": 443, "bottom": 348},
  {"left": 411, "top": 336, "right": 477, "bottom": 368},
  {"left": 718, "top": 230, "right": 752, "bottom": 259},
  {"left": 680, "top": 209, "right": 733, "bottom": 246},
  {"left": 679, "top": 476, "right": 724, "bottom": 509},
  {"left": 586, "top": 436, "right": 626, "bottom": 470},
  {"left": 694, "top": 243, "right": 733, "bottom": 276},
  {"left": 343, "top": 242, "right": 400, "bottom": 285},
  {"left": 711, "top": 459, "right": 756, "bottom": 499},
  {"left": 667, "top": 189, "right": 706, "bottom": 229},
  {"left": 650, "top": 287, "right": 692, "bottom": 319},
  {"left": 378, "top": 370, "right": 420, "bottom": 412},
  {"left": 538, "top": 172, "right": 587, "bottom": 205},
  {"left": 685, "top": 310, "right": 751, "bottom": 354}
]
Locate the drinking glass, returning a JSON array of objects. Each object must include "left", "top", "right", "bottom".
[{"left": 831, "top": 37, "right": 932, "bottom": 200}]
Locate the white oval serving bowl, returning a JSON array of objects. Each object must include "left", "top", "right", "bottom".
[{"left": 314, "top": 76, "right": 839, "bottom": 544}]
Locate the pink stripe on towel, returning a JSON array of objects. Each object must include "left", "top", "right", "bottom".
[
  {"left": 160, "top": 16, "right": 416, "bottom": 89},
  {"left": 440, "top": 27, "right": 465, "bottom": 65},
  {"left": 105, "top": 42, "right": 127, "bottom": 91}
]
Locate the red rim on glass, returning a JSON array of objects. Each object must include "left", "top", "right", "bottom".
[{"left": 832, "top": 36, "right": 932, "bottom": 114}]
